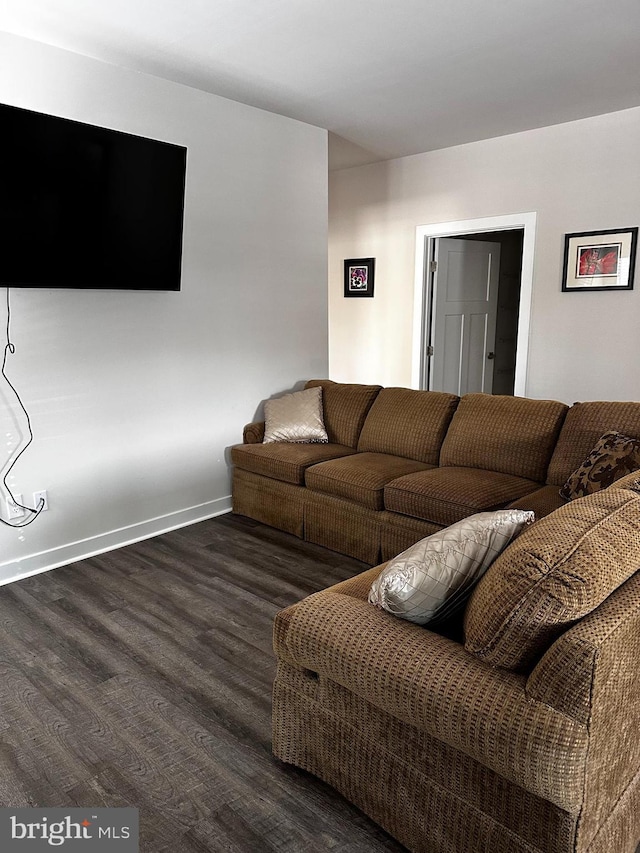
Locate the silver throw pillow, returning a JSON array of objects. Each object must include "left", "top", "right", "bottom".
[
  {"left": 263, "top": 386, "right": 328, "bottom": 444},
  {"left": 369, "top": 509, "right": 534, "bottom": 624}
]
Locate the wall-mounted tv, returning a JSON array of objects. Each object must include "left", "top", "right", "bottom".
[{"left": 0, "top": 103, "right": 187, "bottom": 291}]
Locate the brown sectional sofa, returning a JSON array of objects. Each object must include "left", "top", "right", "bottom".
[
  {"left": 231, "top": 379, "right": 640, "bottom": 564},
  {"left": 232, "top": 381, "right": 640, "bottom": 852},
  {"left": 272, "top": 476, "right": 640, "bottom": 852}
]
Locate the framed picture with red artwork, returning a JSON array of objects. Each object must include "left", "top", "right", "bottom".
[
  {"left": 344, "top": 258, "right": 375, "bottom": 297},
  {"left": 562, "top": 227, "right": 637, "bottom": 292}
]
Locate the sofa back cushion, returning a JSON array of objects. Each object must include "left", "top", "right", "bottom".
[
  {"left": 463, "top": 485, "right": 640, "bottom": 672},
  {"left": 440, "top": 393, "right": 568, "bottom": 482},
  {"left": 546, "top": 401, "right": 640, "bottom": 486},
  {"left": 357, "top": 388, "right": 459, "bottom": 463},
  {"left": 304, "top": 380, "right": 381, "bottom": 448}
]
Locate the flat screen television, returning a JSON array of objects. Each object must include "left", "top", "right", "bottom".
[{"left": 0, "top": 103, "right": 187, "bottom": 291}]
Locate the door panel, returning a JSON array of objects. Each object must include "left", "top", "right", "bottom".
[
  {"left": 442, "top": 314, "right": 464, "bottom": 393},
  {"left": 468, "top": 312, "right": 489, "bottom": 392},
  {"left": 446, "top": 251, "right": 491, "bottom": 301},
  {"left": 429, "top": 237, "right": 500, "bottom": 395}
]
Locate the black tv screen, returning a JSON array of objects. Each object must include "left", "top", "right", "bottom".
[{"left": 0, "top": 103, "right": 187, "bottom": 291}]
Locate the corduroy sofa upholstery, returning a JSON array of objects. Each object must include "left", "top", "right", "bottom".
[
  {"left": 231, "top": 380, "right": 640, "bottom": 564},
  {"left": 272, "top": 473, "right": 640, "bottom": 853}
]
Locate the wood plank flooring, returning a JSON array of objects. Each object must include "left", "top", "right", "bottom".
[{"left": 0, "top": 513, "right": 406, "bottom": 852}]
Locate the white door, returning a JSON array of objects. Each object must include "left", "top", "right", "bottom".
[{"left": 429, "top": 237, "right": 500, "bottom": 395}]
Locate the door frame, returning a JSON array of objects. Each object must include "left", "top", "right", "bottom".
[{"left": 411, "top": 212, "right": 536, "bottom": 396}]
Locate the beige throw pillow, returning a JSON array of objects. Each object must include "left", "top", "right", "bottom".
[
  {"left": 559, "top": 431, "right": 640, "bottom": 500},
  {"left": 263, "top": 386, "right": 328, "bottom": 444},
  {"left": 368, "top": 509, "right": 534, "bottom": 625}
]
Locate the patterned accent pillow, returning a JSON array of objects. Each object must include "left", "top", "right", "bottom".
[
  {"left": 263, "top": 386, "right": 328, "bottom": 444},
  {"left": 559, "top": 431, "right": 640, "bottom": 500},
  {"left": 368, "top": 509, "right": 534, "bottom": 625}
]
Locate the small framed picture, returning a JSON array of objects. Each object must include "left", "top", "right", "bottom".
[
  {"left": 344, "top": 258, "right": 375, "bottom": 298},
  {"left": 562, "top": 228, "right": 637, "bottom": 292}
]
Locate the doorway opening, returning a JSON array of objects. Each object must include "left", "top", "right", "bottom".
[{"left": 411, "top": 212, "right": 536, "bottom": 397}]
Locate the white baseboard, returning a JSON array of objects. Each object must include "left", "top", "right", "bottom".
[{"left": 0, "top": 496, "right": 232, "bottom": 587}]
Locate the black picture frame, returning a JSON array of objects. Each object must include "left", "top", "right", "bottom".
[
  {"left": 562, "top": 227, "right": 637, "bottom": 292},
  {"left": 344, "top": 257, "right": 375, "bottom": 297}
]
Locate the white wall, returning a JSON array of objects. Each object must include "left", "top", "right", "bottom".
[
  {"left": 329, "top": 107, "right": 640, "bottom": 402},
  {"left": 0, "top": 32, "right": 328, "bottom": 583}
]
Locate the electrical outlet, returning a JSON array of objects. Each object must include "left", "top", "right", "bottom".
[
  {"left": 33, "top": 490, "right": 49, "bottom": 512},
  {"left": 6, "top": 494, "right": 25, "bottom": 519}
]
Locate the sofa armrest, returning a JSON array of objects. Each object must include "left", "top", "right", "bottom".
[
  {"left": 275, "top": 591, "right": 588, "bottom": 811},
  {"left": 526, "top": 634, "right": 597, "bottom": 725},
  {"left": 526, "top": 570, "right": 640, "bottom": 722},
  {"left": 243, "top": 421, "right": 265, "bottom": 444},
  {"left": 526, "top": 571, "right": 640, "bottom": 849}
]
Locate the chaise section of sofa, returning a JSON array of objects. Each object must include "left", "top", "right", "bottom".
[
  {"left": 273, "top": 599, "right": 588, "bottom": 853},
  {"left": 272, "top": 479, "right": 640, "bottom": 853}
]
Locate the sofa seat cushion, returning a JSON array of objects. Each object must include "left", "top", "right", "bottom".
[
  {"left": 231, "top": 442, "right": 356, "bottom": 485},
  {"left": 306, "top": 453, "right": 433, "bottom": 511},
  {"left": 464, "top": 486, "right": 640, "bottom": 672},
  {"left": 506, "top": 485, "right": 568, "bottom": 518},
  {"left": 384, "top": 467, "right": 540, "bottom": 527}
]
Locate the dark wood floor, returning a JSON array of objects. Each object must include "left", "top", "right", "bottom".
[{"left": 0, "top": 513, "right": 406, "bottom": 852}]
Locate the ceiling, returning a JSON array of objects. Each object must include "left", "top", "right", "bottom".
[{"left": 2, "top": 0, "right": 640, "bottom": 170}]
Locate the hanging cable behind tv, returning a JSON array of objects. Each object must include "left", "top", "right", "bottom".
[{"left": 0, "top": 288, "right": 44, "bottom": 528}]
